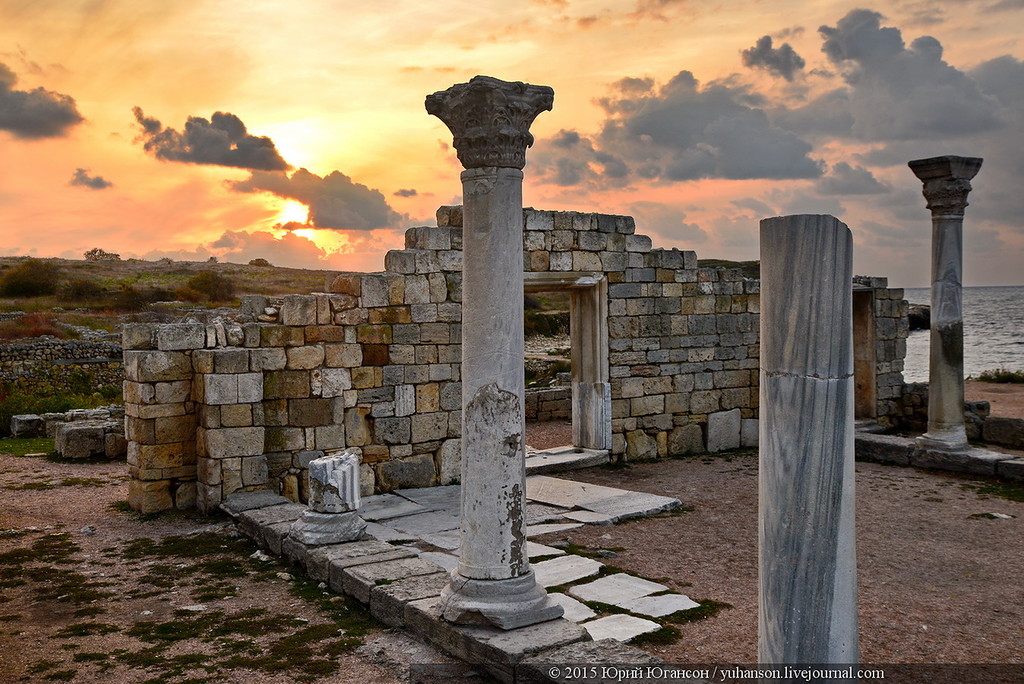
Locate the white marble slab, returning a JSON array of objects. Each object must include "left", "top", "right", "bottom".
[
  {"left": 621, "top": 593, "right": 700, "bottom": 617},
  {"left": 568, "top": 574, "right": 668, "bottom": 605},
  {"left": 362, "top": 521, "right": 418, "bottom": 544},
  {"left": 548, "top": 592, "right": 597, "bottom": 622},
  {"left": 526, "top": 541, "right": 566, "bottom": 559},
  {"left": 563, "top": 510, "right": 616, "bottom": 525},
  {"left": 393, "top": 485, "right": 462, "bottom": 513},
  {"left": 358, "top": 494, "right": 427, "bottom": 521},
  {"left": 382, "top": 511, "right": 460, "bottom": 536},
  {"left": 526, "top": 523, "right": 583, "bottom": 538},
  {"left": 418, "top": 551, "right": 458, "bottom": 572},
  {"left": 419, "top": 530, "right": 461, "bottom": 551},
  {"left": 532, "top": 555, "right": 603, "bottom": 587},
  {"left": 579, "top": 492, "right": 681, "bottom": 522},
  {"left": 582, "top": 614, "right": 661, "bottom": 642},
  {"left": 525, "top": 475, "right": 632, "bottom": 508},
  {"left": 525, "top": 502, "right": 570, "bottom": 524}
]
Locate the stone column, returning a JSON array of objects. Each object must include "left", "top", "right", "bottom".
[
  {"left": 426, "top": 75, "right": 562, "bottom": 629},
  {"left": 759, "top": 215, "right": 858, "bottom": 665},
  {"left": 909, "top": 156, "right": 983, "bottom": 453}
]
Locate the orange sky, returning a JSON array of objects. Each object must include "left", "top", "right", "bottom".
[{"left": 1, "top": 0, "right": 1021, "bottom": 286}]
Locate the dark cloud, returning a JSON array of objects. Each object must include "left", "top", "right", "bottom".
[
  {"left": 393, "top": 188, "right": 418, "bottom": 197},
  {"left": 814, "top": 9, "right": 1001, "bottom": 140},
  {"left": 741, "top": 36, "right": 806, "bottom": 81},
  {"left": 69, "top": 168, "right": 113, "bottom": 190},
  {"left": 534, "top": 71, "right": 822, "bottom": 186},
  {"left": 816, "top": 162, "right": 889, "bottom": 195},
  {"left": 0, "top": 62, "right": 84, "bottom": 139},
  {"left": 132, "top": 107, "right": 290, "bottom": 171},
  {"left": 984, "top": 0, "right": 1024, "bottom": 12},
  {"left": 629, "top": 201, "right": 708, "bottom": 244},
  {"left": 231, "top": 168, "right": 403, "bottom": 232}
]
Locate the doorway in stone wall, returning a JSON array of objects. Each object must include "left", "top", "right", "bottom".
[
  {"left": 524, "top": 272, "right": 611, "bottom": 461},
  {"left": 853, "top": 288, "right": 877, "bottom": 419}
]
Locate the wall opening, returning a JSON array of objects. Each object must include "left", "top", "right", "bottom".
[{"left": 853, "top": 288, "right": 877, "bottom": 419}]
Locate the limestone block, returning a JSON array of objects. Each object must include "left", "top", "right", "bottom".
[
  {"left": 250, "top": 348, "right": 287, "bottom": 371},
  {"left": 155, "top": 416, "right": 194, "bottom": 444},
  {"left": 260, "top": 325, "right": 304, "bottom": 347},
  {"left": 625, "top": 430, "right": 658, "bottom": 460},
  {"left": 197, "top": 482, "right": 223, "bottom": 513},
  {"left": 669, "top": 424, "right": 704, "bottom": 455},
  {"left": 344, "top": 408, "right": 372, "bottom": 446},
  {"left": 279, "top": 294, "right": 317, "bottom": 326},
  {"left": 377, "top": 454, "right": 436, "bottom": 491},
  {"left": 155, "top": 323, "right": 206, "bottom": 351},
  {"left": 315, "top": 367, "right": 351, "bottom": 398},
  {"left": 153, "top": 380, "right": 190, "bottom": 404},
  {"left": 128, "top": 479, "right": 174, "bottom": 514},
  {"left": 220, "top": 404, "right": 253, "bottom": 427},
  {"left": 286, "top": 345, "right": 325, "bottom": 370},
  {"left": 307, "top": 451, "right": 361, "bottom": 513},
  {"left": 741, "top": 418, "right": 759, "bottom": 447},
  {"left": 204, "top": 427, "right": 265, "bottom": 458},
  {"left": 10, "top": 414, "right": 43, "bottom": 438},
  {"left": 411, "top": 412, "right": 447, "bottom": 443},
  {"left": 549, "top": 252, "right": 572, "bottom": 271},
  {"left": 982, "top": 417, "right": 1024, "bottom": 449},
  {"left": 375, "top": 416, "right": 411, "bottom": 444},
  {"left": 325, "top": 343, "right": 362, "bottom": 368},
  {"left": 263, "top": 370, "right": 311, "bottom": 399},
  {"left": 174, "top": 481, "right": 196, "bottom": 510},
  {"left": 55, "top": 421, "right": 107, "bottom": 459},
  {"left": 241, "top": 455, "right": 268, "bottom": 486},
  {"left": 204, "top": 374, "right": 238, "bottom": 405},
  {"left": 104, "top": 432, "right": 129, "bottom": 459},
  {"left": 222, "top": 458, "right": 243, "bottom": 494},
  {"left": 124, "top": 350, "right": 192, "bottom": 383},
  {"left": 707, "top": 409, "right": 741, "bottom": 452}
]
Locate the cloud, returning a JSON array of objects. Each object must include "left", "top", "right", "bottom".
[
  {"left": 132, "top": 107, "right": 290, "bottom": 171},
  {"left": 741, "top": 36, "right": 806, "bottom": 81},
  {"left": 0, "top": 62, "right": 84, "bottom": 139},
  {"left": 231, "top": 168, "right": 403, "bottom": 232},
  {"left": 533, "top": 71, "right": 822, "bottom": 187},
  {"left": 628, "top": 201, "right": 707, "bottom": 245},
  {"left": 209, "top": 229, "right": 337, "bottom": 269},
  {"left": 393, "top": 188, "right": 418, "bottom": 197},
  {"left": 69, "top": 168, "right": 113, "bottom": 190},
  {"left": 816, "top": 162, "right": 889, "bottom": 195}
]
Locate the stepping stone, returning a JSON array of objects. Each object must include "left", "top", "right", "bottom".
[
  {"left": 563, "top": 510, "right": 616, "bottom": 525},
  {"left": 417, "top": 551, "right": 458, "bottom": 572},
  {"left": 358, "top": 494, "right": 426, "bottom": 521},
  {"left": 622, "top": 593, "right": 700, "bottom": 617},
  {"left": 579, "top": 492, "right": 681, "bottom": 522},
  {"left": 526, "top": 522, "right": 583, "bottom": 537},
  {"left": 526, "top": 475, "right": 632, "bottom": 508},
  {"left": 548, "top": 592, "right": 597, "bottom": 622},
  {"left": 527, "top": 541, "right": 565, "bottom": 559},
  {"left": 533, "top": 555, "right": 603, "bottom": 587},
  {"left": 394, "top": 485, "right": 462, "bottom": 514},
  {"left": 583, "top": 614, "right": 661, "bottom": 642},
  {"left": 526, "top": 502, "right": 570, "bottom": 524},
  {"left": 362, "top": 522, "right": 418, "bottom": 544},
  {"left": 382, "top": 511, "right": 460, "bottom": 537},
  {"left": 568, "top": 574, "right": 668, "bottom": 605}
]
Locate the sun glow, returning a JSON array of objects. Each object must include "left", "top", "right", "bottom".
[{"left": 278, "top": 200, "right": 309, "bottom": 225}]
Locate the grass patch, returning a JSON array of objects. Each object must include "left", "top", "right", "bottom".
[
  {"left": 3, "top": 481, "right": 56, "bottom": 491},
  {"left": 54, "top": 621, "right": 121, "bottom": 638},
  {"left": 961, "top": 480, "right": 1024, "bottom": 503},
  {"left": 630, "top": 625, "right": 682, "bottom": 645},
  {"left": 0, "top": 437, "right": 56, "bottom": 456},
  {"left": 662, "top": 598, "right": 733, "bottom": 624}
]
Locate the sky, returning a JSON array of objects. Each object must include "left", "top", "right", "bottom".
[{"left": 1, "top": 0, "right": 1022, "bottom": 288}]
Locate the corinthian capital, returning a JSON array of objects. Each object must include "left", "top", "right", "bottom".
[
  {"left": 426, "top": 75, "right": 554, "bottom": 170},
  {"left": 909, "top": 155, "right": 983, "bottom": 216}
]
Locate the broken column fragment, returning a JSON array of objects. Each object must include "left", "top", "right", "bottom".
[
  {"left": 426, "top": 75, "right": 563, "bottom": 629},
  {"left": 910, "top": 155, "right": 983, "bottom": 453},
  {"left": 758, "top": 215, "right": 858, "bottom": 666},
  {"left": 289, "top": 451, "right": 366, "bottom": 545}
]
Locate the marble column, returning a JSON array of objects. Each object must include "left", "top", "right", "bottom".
[
  {"left": 909, "top": 156, "right": 983, "bottom": 453},
  {"left": 426, "top": 76, "right": 562, "bottom": 629},
  {"left": 759, "top": 215, "right": 858, "bottom": 666}
]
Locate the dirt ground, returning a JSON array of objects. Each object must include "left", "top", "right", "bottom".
[{"left": 965, "top": 380, "right": 1024, "bottom": 418}]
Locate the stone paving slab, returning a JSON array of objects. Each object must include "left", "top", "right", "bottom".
[
  {"left": 526, "top": 522, "right": 584, "bottom": 537},
  {"left": 382, "top": 511, "right": 461, "bottom": 536},
  {"left": 525, "top": 502, "right": 570, "bottom": 524},
  {"left": 405, "top": 597, "right": 588, "bottom": 683},
  {"left": 417, "top": 551, "right": 458, "bottom": 571},
  {"left": 358, "top": 493, "right": 427, "bottom": 521},
  {"left": 370, "top": 571, "right": 450, "bottom": 627},
  {"left": 622, "top": 593, "right": 700, "bottom": 617},
  {"left": 527, "top": 542, "right": 565, "bottom": 559},
  {"left": 532, "top": 555, "right": 603, "bottom": 588},
  {"left": 562, "top": 510, "right": 616, "bottom": 525},
  {"left": 517, "top": 639, "right": 663, "bottom": 684},
  {"left": 394, "top": 485, "right": 461, "bottom": 513},
  {"left": 340, "top": 556, "right": 447, "bottom": 604},
  {"left": 912, "top": 446, "right": 1013, "bottom": 476},
  {"left": 998, "top": 458, "right": 1024, "bottom": 483},
  {"left": 582, "top": 614, "right": 661, "bottom": 642},
  {"left": 236, "top": 503, "right": 306, "bottom": 543},
  {"left": 526, "top": 475, "right": 633, "bottom": 508},
  {"left": 548, "top": 592, "right": 597, "bottom": 622},
  {"left": 579, "top": 492, "right": 680, "bottom": 521},
  {"left": 419, "top": 530, "right": 461, "bottom": 551},
  {"left": 261, "top": 520, "right": 298, "bottom": 556},
  {"left": 220, "top": 490, "right": 291, "bottom": 516},
  {"left": 362, "top": 521, "right": 419, "bottom": 544},
  {"left": 305, "top": 540, "right": 415, "bottom": 583},
  {"left": 525, "top": 447, "right": 609, "bottom": 475},
  {"left": 568, "top": 574, "right": 668, "bottom": 605}
]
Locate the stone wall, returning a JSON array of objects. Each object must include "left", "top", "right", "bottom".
[
  {"left": 124, "top": 205, "right": 908, "bottom": 513},
  {"left": 0, "top": 338, "right": 123, "bottom": 395}
]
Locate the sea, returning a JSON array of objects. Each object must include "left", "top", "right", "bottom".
[{"left": 902, "top": 286, "right": 1024, "bottom": 383}]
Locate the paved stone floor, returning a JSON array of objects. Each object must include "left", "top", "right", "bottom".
[{"left": 356, "top": 474, "right": 690, "bottom": 642}]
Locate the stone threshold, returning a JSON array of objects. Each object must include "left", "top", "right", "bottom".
[
  {"left": 854, "top": 429, "right": 1024, "bottom": 482},
  {"left": 525, "top": 446, "right": 609, "bottom": 475},
  {"left": 220, "top": 490, "right": 664, "bottom": 683}
]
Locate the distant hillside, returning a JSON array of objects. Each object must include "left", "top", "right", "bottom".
[{"left": 697, "top": 258, "right": 760, "bottom": 279}]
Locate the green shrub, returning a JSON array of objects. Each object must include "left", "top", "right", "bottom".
[
  {"left": 63, "top": 278, "right": 104, "bottom": 301},
  {"left": 0, "top": 259, "right": 61, "bottom": 297},
  {"left": 187, "top": 271, "right": 235, "bottom": 302},
  {"left": 974, "top": 368, "right": 1024, "bottom": 384}
]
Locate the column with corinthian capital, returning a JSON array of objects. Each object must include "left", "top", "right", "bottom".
[
  {"left": 425, "top": 76, "right": 562, "bottom": 629},
  {"left": 909, "top": 155, "right": 983, "bottom": 453}
]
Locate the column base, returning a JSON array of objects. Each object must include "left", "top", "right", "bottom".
[
  {"left": 917, "top": 426, "right": 969, "bottom": 453},
  {"left": 440, "top": 569, "right": 564, "bottom": 630}
]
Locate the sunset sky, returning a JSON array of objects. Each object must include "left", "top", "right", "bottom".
[{"left": 1, "top": 0, "right": 1021, "bottom": 287}]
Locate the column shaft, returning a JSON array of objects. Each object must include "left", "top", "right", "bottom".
[
  {"left": 926, "top": 216, "right": 966, "bottom": 444},
  {"left": 758, "top": 215, "right": 858, "bottom": 666}
]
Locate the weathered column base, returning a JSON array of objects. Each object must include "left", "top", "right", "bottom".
[
  {"left": 917, "top": 427, "right": 969, "bottom": 453},
  {"left": 440, "top": 569, "right": 563, "bottom": 630}
]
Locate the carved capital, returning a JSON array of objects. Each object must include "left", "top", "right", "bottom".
[
  {"left": 921, "top": 178, "right": 973, "bottom": 215},
  {"left": 426, "top": 75, "right": 553, "bottom": 170}
]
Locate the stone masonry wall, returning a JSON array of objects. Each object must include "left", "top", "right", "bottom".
[
  {"left": 124, "top": 205, "right": 907, "bottom": 513},
  {"left": 0, "top": 339, "right": 123, "bottom": 396}
]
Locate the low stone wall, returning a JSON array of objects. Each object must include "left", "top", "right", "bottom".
[
  {"left": 895, "top": 381, "right": 1024, "bottom": 448},
  {"left": 525, "top": 387, "right": 570, "bottom": 421},
  {"left": 0, "top": 338, "right": 123, "bottom": 394}
]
